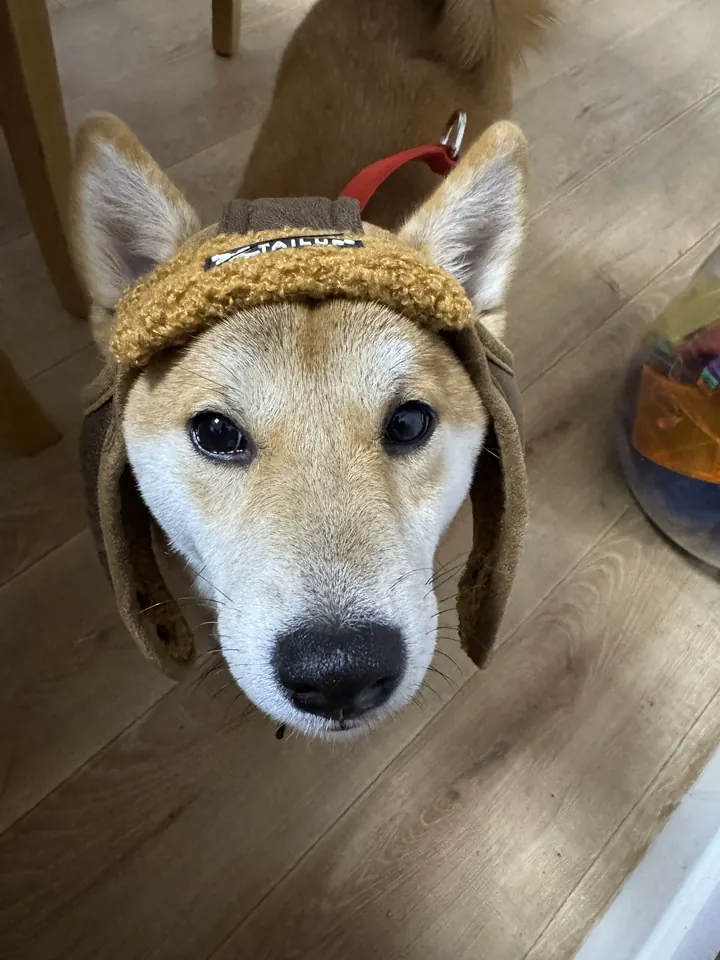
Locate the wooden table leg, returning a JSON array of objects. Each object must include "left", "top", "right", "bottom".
[
  {"left": 0, "top": 0, "right": 87, "bottom": 319},
  {"left": 212, "top": 0, "right": 239, "bottom": 58},
  {"left": 0, "top": 350, "right": 61, "bottom": 457}
]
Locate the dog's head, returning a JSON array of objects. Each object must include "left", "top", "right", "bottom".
[{"left": 72, "top": 114, "right": 527, "bottom": 738}]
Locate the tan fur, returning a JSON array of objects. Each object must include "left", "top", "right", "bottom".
[
  {"left": 70, "top": 0, "right": 548, "bottom": 735},
  {"left": 72, "top": 112, "right": 200, "bottom": 355},
  {"left": 239, "top": 0, "right": 550, "bottom": 228},
  {"left": 127, "top": 300, "right": 484, "bottom": 521}
]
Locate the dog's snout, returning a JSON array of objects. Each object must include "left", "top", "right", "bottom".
[{"left": 274, "top": 621, "right": 406, "bottom": 721}]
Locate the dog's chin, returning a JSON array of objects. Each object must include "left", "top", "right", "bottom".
[{"left": 281, "top": 706, "right": 394, "bottom": 742}]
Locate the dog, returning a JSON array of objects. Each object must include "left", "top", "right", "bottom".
[{"left": 71, "top": 0, "right": 551, "bottom": 739}]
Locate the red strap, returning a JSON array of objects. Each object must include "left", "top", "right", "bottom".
[{"left": 340, "top": 143, "right": 458, "bottom": 213}]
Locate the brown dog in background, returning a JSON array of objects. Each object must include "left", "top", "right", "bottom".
[{"left": 240, "top": 0, "right": 551, "bottom": 226}]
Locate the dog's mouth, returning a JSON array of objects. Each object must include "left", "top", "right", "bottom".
[
  {"left": 275, "top": 712, "right": 384, "bottom": 741},
  {"left": 330, "top": 717, "right": 365, "bottom": 734}
]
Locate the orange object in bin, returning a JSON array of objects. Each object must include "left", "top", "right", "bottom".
[{"left": 632, "top": 364, "right": 720, "bottom": 483}]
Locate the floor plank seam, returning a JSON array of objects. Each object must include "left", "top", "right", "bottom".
[
  {"left": 0, "top": 666, "right": 171, "bottom": 840},
  {"left": 528, "top": 84, "right": 720, "bottom": 228},
  {"left": 58, "top": 31, "right": 211, "bottom": 107},
  {"left": 520, "top": 219, "right": 720, "bottom": 395},
  {"left": 0, "top": 527, "right": 89, "bottom": 596},
  {"left": 206, "top": 506, "right": 638, "bottom": 957},
  {"left": 515, "top": 0, "right": 700, "bottom": 109},
  {"left": 25, "top": 343, "right": 94, "bottom": 384},
  {"left": 522, "top": 685, "right": 720, "bottom": 960}
]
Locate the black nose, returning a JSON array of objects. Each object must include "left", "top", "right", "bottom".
[{"left": 274, "top": 621, "right": 406, "bottom": 721}]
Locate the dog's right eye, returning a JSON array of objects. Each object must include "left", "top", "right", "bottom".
[{"left": 189, "top": 412, "right": 253, "bottom": 463}]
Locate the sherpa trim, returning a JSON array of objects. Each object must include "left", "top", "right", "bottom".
[{"left": 111, "top": 229, "right": 477, "bottom": 367}]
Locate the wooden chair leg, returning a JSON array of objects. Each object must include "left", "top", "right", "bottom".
[
  {"left": 0, "top": 0, "right": 87, "bottom": 319},
  {"left": 0, "top": 350, "right": 61, "bottom": 457},
  {"left": 212, "top": 0, "right": 239, "bottom": 58}
]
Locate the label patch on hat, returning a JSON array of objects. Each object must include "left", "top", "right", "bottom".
[{"left": 205, "top": 234, "right": 364, "bottom": 270}]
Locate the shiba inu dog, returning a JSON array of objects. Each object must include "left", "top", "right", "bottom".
[{"left": 72, "top": 0, "right": 551, "bottom": 739}]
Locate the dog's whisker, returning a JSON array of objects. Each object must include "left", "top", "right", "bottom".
[
  {"left": 210, "top": 681, "right": 235, "bottom": 701},
  {"left": 433, "top": 649, "right": 462, "bottom": 672},
  {"left": 137, "top": 596, "right": 225, "bottom": 616},
  {"left": 427, "top": 665, "right": 458, "bottom": 689},
  {"left": 193, "top": 569, "right": 235, "bottom": 605},
  {"left": 424, "top": 562, "right": 468, "bottom": 601},
  {"left": 431, "top": 601, "right": 460, "bottom": 619},
  {"left": 386, "top": 564, "right": 435, "bottom": 596},
  {"left": 425, "top": 550, "right": 468, "bottom": 587},
  {"left": 223, "top": 690, "right": 251, "bottom": 723},
  {"left": 419, "top": 679, "right": 441, "bottom": 701},
  {"left": 186, "top": 662, "right": 227, "bottom": 695}
]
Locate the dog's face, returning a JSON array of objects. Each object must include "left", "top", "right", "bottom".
[
  {"left": 123, "top": 300, "right": 485, "bottom": 735},
  {"left": 72, "top": 114, "right": 527, "bottom": 737}
]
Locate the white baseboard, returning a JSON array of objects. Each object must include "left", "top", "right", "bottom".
[{"left": 574, "top": 746, "right": 720, "bottom": 960}]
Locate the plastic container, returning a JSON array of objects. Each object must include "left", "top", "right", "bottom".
[{"left": 616, "top": 246, "right": 720, "bottom": 570}]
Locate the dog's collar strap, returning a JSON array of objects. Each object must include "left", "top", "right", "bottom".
[{"left": 80, "top": 367, "right": 194, "bottom": 676}]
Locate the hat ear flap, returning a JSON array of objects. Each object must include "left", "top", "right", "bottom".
[
  {"left": 449, "top": 325, "right": 528, "bottom": 666},
  {"left": 401, "top": 122, "right": 530, "bottom": 664},
  {"left": 81, "top": 369, "right": 195, "bottom": 677}
]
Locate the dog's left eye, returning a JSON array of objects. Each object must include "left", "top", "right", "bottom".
[
  {"left": 383, "top": 401, "right": 436, "bottom": 453},
  {"left": 189, "top": 412, "right": 252, "bottom": 462}
]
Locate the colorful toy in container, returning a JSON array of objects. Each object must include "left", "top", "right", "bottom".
[{"left": 616, "top": 247, "right": 720, "bottom": 569}]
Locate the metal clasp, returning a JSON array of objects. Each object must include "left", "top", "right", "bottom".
[{"left": 440, "top": 110, "right": 467, "bottom": 160}]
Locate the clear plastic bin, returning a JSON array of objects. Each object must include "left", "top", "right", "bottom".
[{"left": 616, "top": 247, "right": 720, "bottom": 569}]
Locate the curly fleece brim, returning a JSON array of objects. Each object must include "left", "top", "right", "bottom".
[{"left": 111, "top": 229, "right": 477, "bottom": 367}]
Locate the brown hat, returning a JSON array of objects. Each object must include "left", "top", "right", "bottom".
[{"left": 81, "top": 196, "right": 527, "bottom": 676}]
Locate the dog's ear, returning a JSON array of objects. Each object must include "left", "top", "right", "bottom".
[
  {"left": 72, "top": 112, "right": 200, "bottom": 357},
  {"left": 399, "top": 121, "right": 527, "bottom": 339}
]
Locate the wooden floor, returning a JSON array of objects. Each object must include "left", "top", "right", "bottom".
[{"left": 1, "top": 1, "right": 720, "bottom": 957}]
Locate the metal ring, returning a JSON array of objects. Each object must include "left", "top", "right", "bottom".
[{"left": 440, "top": 110, "right": 467, "bottom": 160}]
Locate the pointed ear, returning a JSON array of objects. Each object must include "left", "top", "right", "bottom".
[
  {"left": 399, "top": 121, "right": 528, "bottom": 339},
  {"left": 71, "top": 112, "right": 200, "bottom": 356}
]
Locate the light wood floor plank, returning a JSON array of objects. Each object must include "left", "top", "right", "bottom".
[
  {"left": 525, "top": 688, "right": 720, "bottom": 960},
  {"left": 2, "top": 3, "right": 720, "bottom": 959},
  {"left": 0, "top": 634, "right": 470, "bottom": 960},
  {"left": 504, "top": 224, "right": 720, "bottom": 637},
  {"left": 514, "top": 0, "right": 699, "bottom": 99},
  {"left": 211, "top": 512, "right": 720, "bottom": 960},
  {"left": 50, "top": 0, "right": 313, "bottom": 105},
  {"left": 0, "top": 234, "right": 91, "bottom": 380},
  {"left": 0, "top": 347, "right": 100, "bottom": 585},
  {"left": 516, "top": 0, "right": 720, "bottom": 213},
  {"left": 0, "top": 531, "right": 173, "bottom": 833},
  {"left": 510, "top": 89, "right": 720, "bottom": 386}
]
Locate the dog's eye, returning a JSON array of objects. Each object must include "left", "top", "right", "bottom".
[
  {"left": 189, "top": 412, "right": 252, "bottom": 462},
  {"left": 383, "top": 401, "right": 436, "bottom": 453}
]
